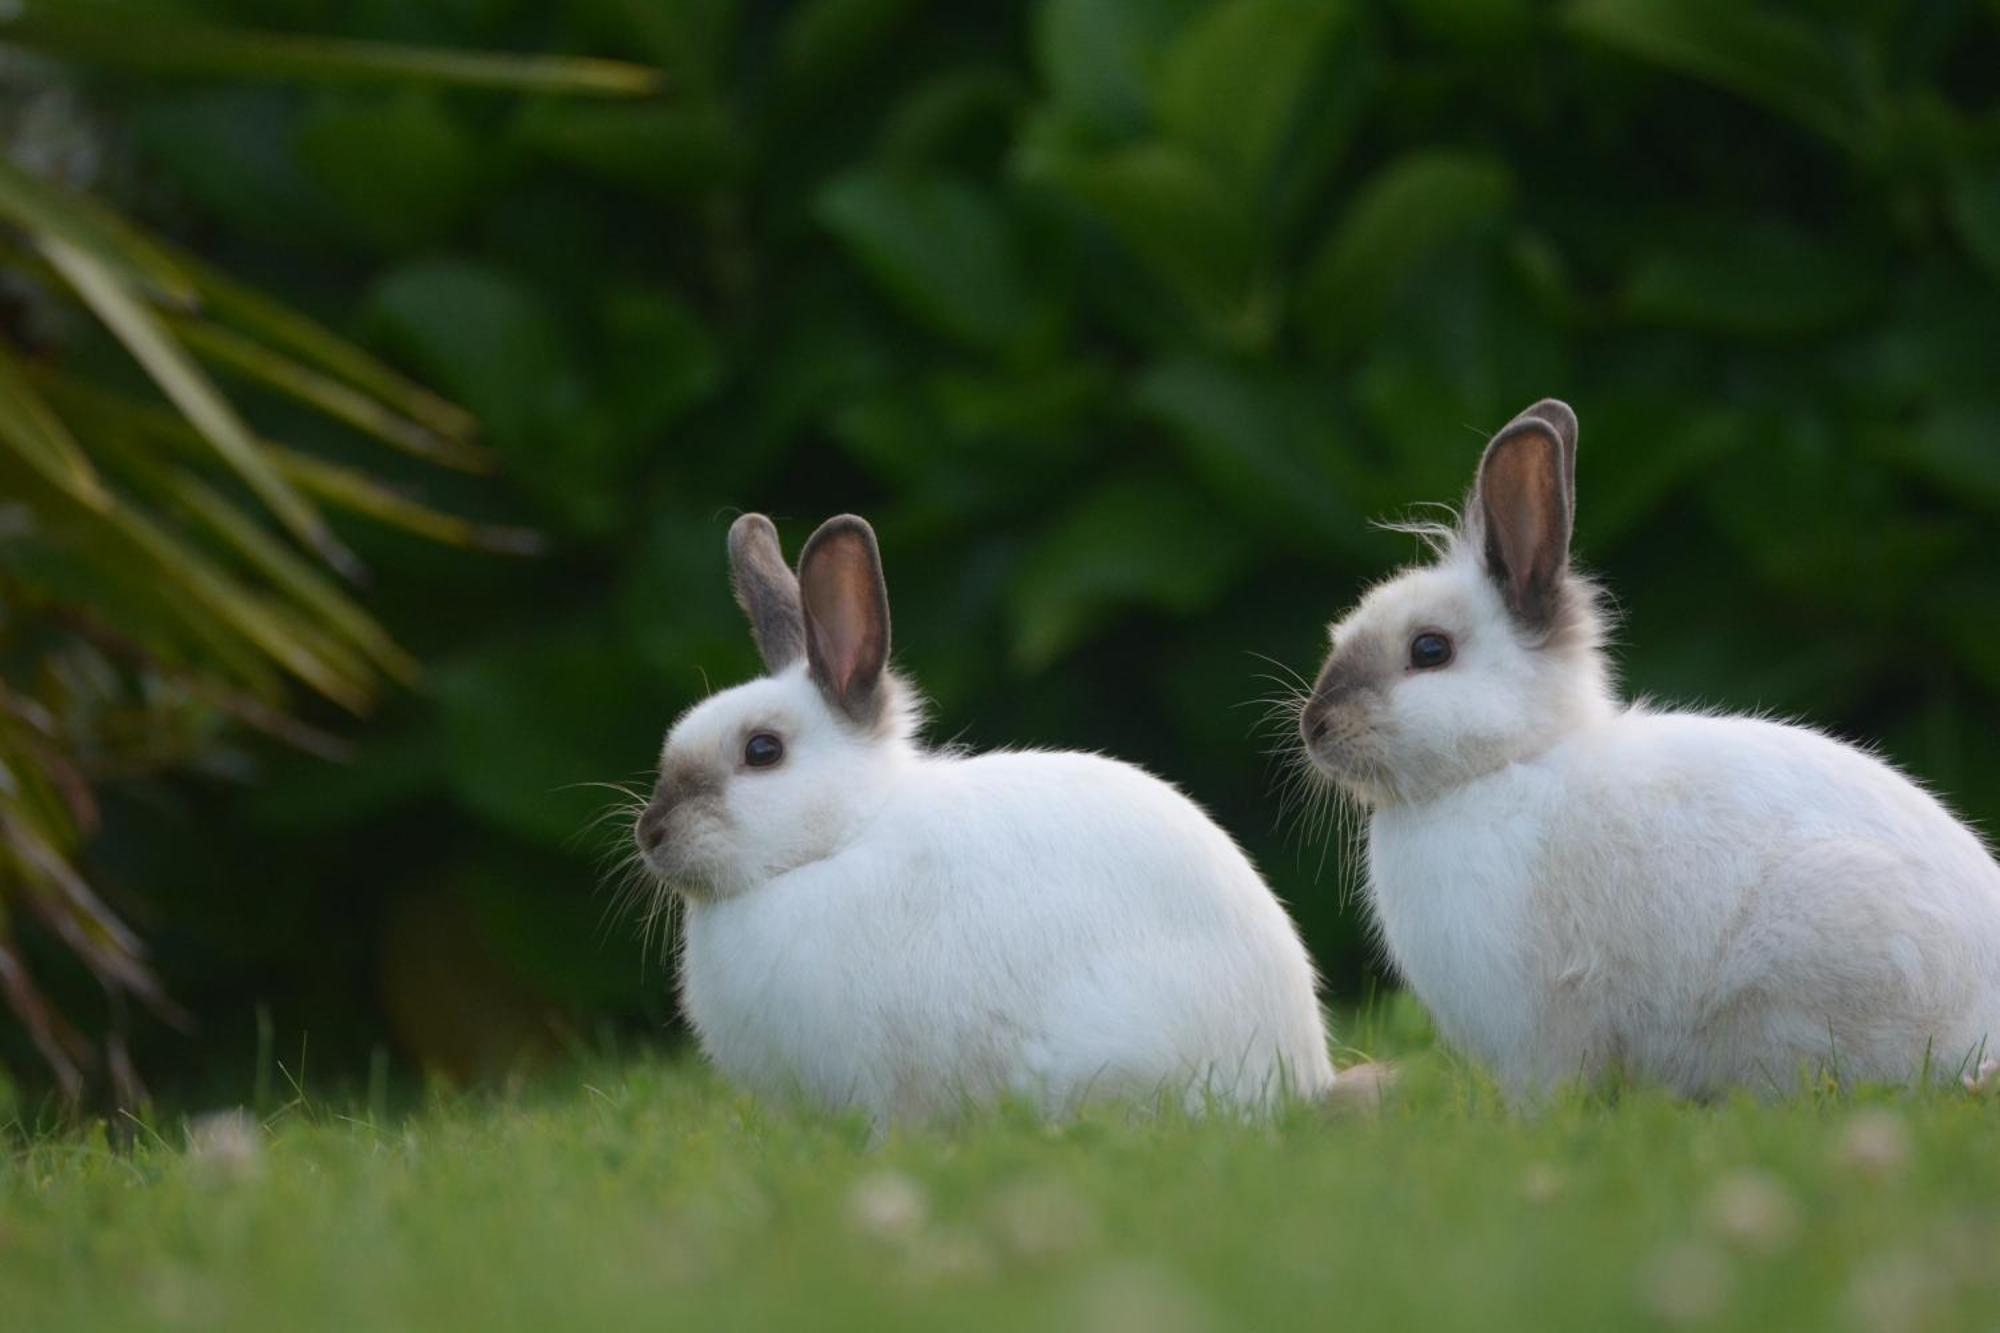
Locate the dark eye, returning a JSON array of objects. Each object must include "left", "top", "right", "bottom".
[
  {"left": 1409, "top": 632, "right": 1454, "bottom": 670},
  {"left": 743, "top": 732, "right": 784, "bottom": 769}
]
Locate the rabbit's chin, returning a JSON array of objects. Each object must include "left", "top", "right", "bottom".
[
  {"left": 1301, "top": 740, "right": 1396, "bottom": 810},
  {"left": 639, "top": 844, "right": 728, "bottom": 903}
]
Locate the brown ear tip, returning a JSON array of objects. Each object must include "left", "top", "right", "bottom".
[
  {"left": 1484, "top": 416, "right": 1565, "bottom": 465},
  {"left": 1513, "top": 398, "right": 1578, "bottom": 446},
  {"left": 819, "top": 513, "right": 876, "bottom": 539},
  {"left": 801, "top": 513, "right": 881, "bottom": 562}
]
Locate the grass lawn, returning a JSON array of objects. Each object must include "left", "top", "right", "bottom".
[{"left": 3, "top": 1001, "right": 1997, "bottom": 1333}]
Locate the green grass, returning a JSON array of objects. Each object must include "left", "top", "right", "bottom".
[{"left": 4, "top": 1005, "right": 1998, "bottom": 1332}]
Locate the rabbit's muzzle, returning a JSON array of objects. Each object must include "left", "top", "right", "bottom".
[
  {"left": 635, "top": 766, "right": 722, "bottom": 871},
  {"left": 1299, "top": 653, "right": 1385, "bottom": 792},
  {"left": 636, "top": 800, "right": 672, "bottom": 854}
]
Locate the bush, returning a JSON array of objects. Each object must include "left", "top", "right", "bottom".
[{"left": 21, "top": 0, "right": 2000, "bottom": 1090}]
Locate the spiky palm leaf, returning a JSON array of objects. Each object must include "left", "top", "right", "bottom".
[{"left": 0, "top": 5, "right": 657, "bottom": 1101}]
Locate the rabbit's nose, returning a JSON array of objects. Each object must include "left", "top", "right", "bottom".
[{"left": 636, "top": 800, "right": 672, "bottom": 853}]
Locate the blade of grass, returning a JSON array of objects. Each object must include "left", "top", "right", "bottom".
[
  {"left": 2, "top": 5, "right": 664, "bottom": 96},
  {"left": 41, "top": 236, "right": 362, "bottom": 581}
]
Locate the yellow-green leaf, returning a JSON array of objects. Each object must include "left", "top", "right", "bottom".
[
  {"left": 0, "top": 155, "right": 197, "bottom": 307},
  {"left": 182, "top": 255, "right": 483, "bottom": 454},
  {"left": 171, "top": 318, "right": 488, "bottom": 472},
  {"left": 0, "top": 342, "right": 108, "bottom": 510},
  {"left": 1, "top": 3, "right": 663, "bottom": 97},
  {"left": 167, "top": 473, "right": 419, "bottom": 685},
  {"left": 40, "top": 236, "right": 359, "bottom": 579}
]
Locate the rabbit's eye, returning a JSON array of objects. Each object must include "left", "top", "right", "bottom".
[
  {"left": 743, "top": 732, "right": 785, "bottom": 769},
  {"left": 1409, "top": 632, "right": 1454, "bottom": 670}
]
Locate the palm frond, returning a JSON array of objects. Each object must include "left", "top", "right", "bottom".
[
  {"left": 0, "top": 19, "right": 635, "bottom": 1100},
  {"left": 0, "top": 3, "right": 664, "bottom": 96}
]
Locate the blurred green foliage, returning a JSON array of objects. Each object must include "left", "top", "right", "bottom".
[
  {"left": 18, "top": 0, "right": 2000, "bottom": 1091},
  {"left": 0, "top": 1, "right": 657, "bottom": 1099}
]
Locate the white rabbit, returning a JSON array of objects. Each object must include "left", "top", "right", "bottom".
[
  {"left": 635, "top": 512, "right": 1334, "bottom": 1123},
  {"left": 1298, "top": 399, "right": 2000, "bottom": 1100}
]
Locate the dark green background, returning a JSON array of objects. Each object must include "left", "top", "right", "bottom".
[{"left": 36, "top": 0, "right": 2000, "bottom": 1092}]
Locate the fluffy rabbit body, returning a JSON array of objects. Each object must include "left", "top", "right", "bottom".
[
  {"left": 638, "top": 513, "right": 1333, "bottom": 1122},
  {"left": 1300, "top": 401, "right": 2000, "bottom": 1098}
]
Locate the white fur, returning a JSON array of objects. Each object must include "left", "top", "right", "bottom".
[
  {"left": 1313, "top": 533, "right": 2000, "bottom": 1100},
  {"left": 650, "top": 665, "right": 1334, "bottom": 1123}
]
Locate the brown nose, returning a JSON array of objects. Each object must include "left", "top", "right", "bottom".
[
  {"left": 636, "top": 784, "right": 675, "bottom": 854},
  {"left": 1300, "top": 707, "right": 1331, "bottom": 748},
  {"left": 1300, "top": 661, "right": 1366, "bottom": 750},
  {"left": 636, "top": 804, "right": 668, "bottom": 852}
]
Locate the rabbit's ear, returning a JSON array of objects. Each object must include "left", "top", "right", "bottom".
[
  {"left": 1503, "top": 397, "right": 1577, "bottom": 496},
  {"left": 729, "top": 514, "right": 805, "bottom": 672},
  {"left": 798, "top": 514, "right": 891, "bottom": 728},
  {"left": 1475, "top": 406, "right": 1574, "bottom": 633}
]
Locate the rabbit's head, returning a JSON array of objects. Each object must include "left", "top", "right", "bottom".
[
  {"left": 637, "top": 513, "right": 917, "bottom": 899},
  {"left": 1299, "top": 400, "right": 1616, "bottom": 807}
]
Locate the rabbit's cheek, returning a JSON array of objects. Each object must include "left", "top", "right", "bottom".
[{"left": 638, "top": 766, "right": 731, "bottom": 886}]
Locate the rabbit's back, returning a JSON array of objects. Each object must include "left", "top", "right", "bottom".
[
  {"left": 1374, "top": 710, "right": 2000, "bottom": 1095},
  {"left": 680, "top": 749, "right": 1333, "bottom": 1118}
]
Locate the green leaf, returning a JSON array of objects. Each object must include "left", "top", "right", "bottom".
[
  {"left": 514, "top": 103, "right": 749, "bottom": 198},
  {"left": 1892, "top": 407, "right": 2000, "bottom": 516},
  {"left": 1, "top": 3, "right": 663, "bottom": 96},
  {"left": 1135, "top": 357, "right": 1371, "bottom": 559},
  {"left": 1946, "top": 164, "right": 2000, "bottom": 284},
  {"left": 573, "top": 0, "right": 738, "bottom": 98},
  {"left": 182, "top": 252, "right": 482, "bottom": 456},
  {"left": 1583, "top": 406, "right": 1746, "bottom": 548},
  {"left": 166, "top": 473, "right": 419, "bottom": 686},
  {"left": 1009, "top": 476, "right": 1251, "bottom": 670},
  {"left": 1564, "top": 0, "right": 1872, "bottom": 149},
  {"left": 1621, "top": 221, "right": 1881, "bottom": 336},
  {"left": 41, "top": 236, "right": 359, "bottom": 578},
  {"left": 878, "top": 67, "right": 1028, "bottom": 168},
  {"left": 274, "top": 451, "right": 546, "bottom": 556},
  {"left": 0, "top": 928, "right": 86, "bottom": 1100},
  {"left": 0, "top": 343, "right": 108, "bottom": 510},
  {"left": 0, "top": 154, "right": 196, "bottom": 307},
  {"left": 818, "top": 170, "right": 1056, "bottom": 357},
  {"left": 170, "top": 318, "right": 478, "bottom": 469},
  {"left": 1154, "top": 0, "right": 1357, "bottom": 195},
  {"left": 600, "top": 291, "right": 724, "bottom": 441},
  {"left": 370, "top": 263, "right": 646, "bottom": 535},
  {"left": 32, "top": 369, "right": 539, "bottom": 555},
  {"left": 1020, "top": 135, "right": 1262, "bottom": 344},
  {"left": 294, "top": 92, "right": 481, "bottom": 251},
  {"left": 775, "top": 0, "right": 923, "bottom": 100},
  {"left": 107, "top": 497, "right": 377, "bottom": 710},
  {"left": 365, "top": 260, "right": 571, "bottom": 449},
  {"left": 1035, "top": 0, "right": 1203, "bottom": 141},
  {"left": 1298, "top": 151, "right": 1513, "bottom": 354},
  {"left": 436, "top": 622, "right": 668, "bottom": 848}
]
